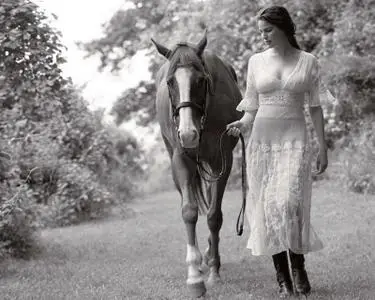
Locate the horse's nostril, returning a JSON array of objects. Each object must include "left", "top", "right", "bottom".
[
  {"left": 189, "top": 130, "right": 199, "bottom": 142},
  {"left": 191, "top": 130, "right": 198, "bottom": 140},
  {"left": 179, "top": 128, "right": 199, "bottom": 147}
]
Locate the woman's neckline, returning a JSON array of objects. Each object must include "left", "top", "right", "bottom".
[{"left": 261, "top": 50, "right": 304, "bottom": 87}]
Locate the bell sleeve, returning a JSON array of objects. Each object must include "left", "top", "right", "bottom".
[
  {"left": 236, "top": 56, "right": 259, "bottom": 112},
  {"left": 308, "top": 56, "right": 336, "bottom": 107}
]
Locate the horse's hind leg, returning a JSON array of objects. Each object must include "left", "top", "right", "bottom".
[{"left": 172, "top": 153, "right": 206, "bottom": 298}]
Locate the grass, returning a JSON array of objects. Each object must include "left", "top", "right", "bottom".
[{"left": 0, "top": 162, "right": 374, "bottom": 299}]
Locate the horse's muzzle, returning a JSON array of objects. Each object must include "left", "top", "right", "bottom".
[{"left": 178, "top": 128, "right": 199, "bottom": 149}]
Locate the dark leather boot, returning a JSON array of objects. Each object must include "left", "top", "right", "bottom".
[
  {"left": 272, "top": 251, "right": 293, "bottom": 298},
  {"left": 289, "top": 251, "right": 311, "bottom": 295}
]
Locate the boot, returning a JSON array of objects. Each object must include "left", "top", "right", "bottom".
[
  {"left": 289, "top": 251, "right": 311, "bottom": 295},
  {"left": 272, "top": 251, "right": 293, "bottom": 298}
]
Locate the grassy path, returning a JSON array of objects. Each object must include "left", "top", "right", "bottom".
[{"left": 0, "top": 180, "right": 374, "bottom": 299}]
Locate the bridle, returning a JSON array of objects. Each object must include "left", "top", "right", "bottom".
[
  {"left": 165, "top": 43, "right": 210, "bottom": 132},
  {"left": 166, "top": 45, "right": 247, "bottom": 236}
]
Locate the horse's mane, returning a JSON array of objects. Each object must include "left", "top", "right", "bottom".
[{"left": 166, "top": 44, "right": 207, "bottom": 82}]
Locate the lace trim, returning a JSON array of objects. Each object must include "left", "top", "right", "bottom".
[
  {"left": 248, "top": 141, "right": 310, "bottom": 153},
  {"left": 259, "top": 91, "right": 305, "bottom": 107},
  {"left": 236, "top": 98, "right": 259, "bottom": 112},
  {"left": 245, "top": 139, "right": 322, "bottom": 255}
]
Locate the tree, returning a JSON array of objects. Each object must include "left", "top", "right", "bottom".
[
  {"left": 83, "top": 0, "right": 352, "bottom": 127},
  {"left": 83, "top": 0, "right": 374, "bottom": 192},
  {"left": 0, "top": 0, "right": 144, "bottom": 259}
]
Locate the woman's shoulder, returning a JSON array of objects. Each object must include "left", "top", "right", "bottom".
[
  {"left": 248, "top": 51, "right": 263, "bottom": 62},
  {"left": 247, "top": 51, "right": 266, "bottom": 67},
  {"left": 300, "top": 50, "right": 319, "bottom": 64},
  {"left": 299, "top": 51, "right": 322, "bottom": 79}
]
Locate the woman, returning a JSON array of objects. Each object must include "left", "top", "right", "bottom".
[{"left": 227, "top": 6, "right": 329, "bottom": 298}]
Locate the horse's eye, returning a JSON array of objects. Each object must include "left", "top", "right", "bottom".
[{"left": 168, "top": 79, "right": 178, "bottom": 91}]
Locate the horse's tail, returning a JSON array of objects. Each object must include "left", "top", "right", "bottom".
[{"left": 191, "top": 169, "right": 209, "bottom": 215}]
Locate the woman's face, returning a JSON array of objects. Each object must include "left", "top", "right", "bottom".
[{"left": 257, "top": 19, "right": 287, "bottom": 48}]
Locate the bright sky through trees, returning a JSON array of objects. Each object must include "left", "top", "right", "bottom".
[{"left": 33, "top": 0, "right": 151, "bottom": 112}]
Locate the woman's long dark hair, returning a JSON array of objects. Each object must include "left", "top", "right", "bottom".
[{"left": 258, "top": 6, "right": 301, "bottom": 50}]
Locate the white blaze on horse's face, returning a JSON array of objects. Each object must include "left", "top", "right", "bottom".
[{"left": 175, "top": 67, "right": 200, "bottom": 149}]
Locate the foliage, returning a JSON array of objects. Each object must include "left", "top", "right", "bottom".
[
  {"left": 110, "top": 80, "right": 156, "bottom": 126},
  {"left": 0, "top": 173, "right": 39, "bottom": 260},
  {"left": 339, "top": 117, "right": 375, "bottom": 195},
  {"left": 0, "top": 0, "right": 67, "bottom": 119},
  {"left": 0, "top": 0, "right": 64, "bottom": 259},
  {"left": 0, "top": 0, "right": 144, "bottom": 259},
  {"left": 84, "top": 0, "right": 374, "bottom": 192},
  {"left": 83, "top": 0, "right": 349, "bottom": 121},
  {"left": 140, "top": 133, "right": 173, "bottom": 194},
  {"left": 315, "top": 0, "right": 375, "bottom": 145}
]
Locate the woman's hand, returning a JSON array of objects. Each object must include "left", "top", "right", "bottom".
[
  {"left": 316, "top": 147, "right": 328, "bottom": 175},
  {"left": 226, "top": 120, "right": 247, "bottom": 137}
]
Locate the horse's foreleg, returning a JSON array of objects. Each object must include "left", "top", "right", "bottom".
[
  {"left": 206, "top": 154, "right": 233, "bottom": 286},
  {"left": 182, "top": 188, "right": 206, "bottom": 297},
  {"left": 172, "top": 153, "right": 206, "bottom": 298},
  {"left": 206, "top": 182, "right": 224, "bottom": 286}
]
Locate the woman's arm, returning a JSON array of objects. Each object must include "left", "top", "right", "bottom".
[
  {"left": 309, "top": 105, "right": 328, "bottom": 174},
  {"left": 309, "top": 106, "right": 327, "bottom": 150},
  {"left": 226, "top": 110, "right": 257, "bottom": 136},
  {"left": 227, "top": 55, "right": 258, "bottom": 137},
  {"left": 241, "top": 111, "right": 257, "bottom": 130}
]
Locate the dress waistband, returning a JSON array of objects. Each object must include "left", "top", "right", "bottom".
[{"left": 259, "top": 91, "right": 305, "bottom": 107}]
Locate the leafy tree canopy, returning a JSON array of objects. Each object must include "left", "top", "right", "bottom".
[{"left": 83, "top": 0, "right": 374, "bottom": 134}]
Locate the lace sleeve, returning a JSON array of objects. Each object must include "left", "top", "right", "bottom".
[
  {"left": 307, "top": 56, "right": 336, "bottom": 107},
  {"left": 237, "top": 56, "right": 259, "bottom": 112}
]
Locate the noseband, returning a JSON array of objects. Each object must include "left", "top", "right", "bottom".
[{"left": 171, "top": 93, "right": 207, "bottom": 130}]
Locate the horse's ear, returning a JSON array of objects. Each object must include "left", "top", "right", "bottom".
[
  {"left": 196, "top": 29, "right": 208, "bottom": 57},
  {"left": 151, "top": 38, "right": 172, "bottom": 59}
]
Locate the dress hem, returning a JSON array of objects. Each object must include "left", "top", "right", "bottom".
[{"left": 246, "top": 243, "right": 324, "bottom": 257}]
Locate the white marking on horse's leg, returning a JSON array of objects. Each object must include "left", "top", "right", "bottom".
[
  {"left": 186, "top": 244, "right": 204, "bottom": 285},
  {"left": 203, "top": 246, "right": 210, "bottom": 266},
  {"left": 186, "top": 244, "right": 206, "bottom": 297}
]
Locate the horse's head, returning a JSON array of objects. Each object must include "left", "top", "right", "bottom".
[{"left": 152, "top": 30, "right": 212, "bottom": 149}]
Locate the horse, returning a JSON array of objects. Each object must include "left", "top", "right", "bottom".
[{"left": 151, "top": 30, "right": 245, "bottom": 298}]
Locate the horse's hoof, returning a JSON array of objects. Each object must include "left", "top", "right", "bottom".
[
  {"left": 187, "top": 281, "right": 207, "bottom": 298},
  {"left": 199, "top": 262, "right": 209, "bottom": 274},
  {"left": 207, "top": 273, "right": 222, "bottom": 286},
  {"left": 296, "top": 293, "right": 309, "bottom": 299}
]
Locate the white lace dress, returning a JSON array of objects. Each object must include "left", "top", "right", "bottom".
[{"left": 237, "top": 50, "right": 327, "bottom": 256}]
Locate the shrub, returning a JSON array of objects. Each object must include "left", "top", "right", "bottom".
[
  {"left": 97, "top": 124, "right": 146, "bottom": 200},
  {"left": 0, "top": 157, "right": 40, "bottom": 260},
  {"left": 140, "top": 133, "right": 174, "bottom": 194},
  {"left": 0, "top": 0, "right": 145, "bottom": 260},
  {"left": 40, "top": 161, "right": 113, "bottom": 227},
  {"left": 339, "top": 117, "right": 375, "bottom": 195}
]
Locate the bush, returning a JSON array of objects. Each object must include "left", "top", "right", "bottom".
[
  {"left": 39, "top": 162, "right": 112, "bottom": 227},
  {"left": 140, "top": 134, "right": 174, "bottom": 194},
  {"left": 0, "top": 0, "right": 146, "bottom": 260},
  {"left": 314, "top": 0, "right": 375, "bottom": 148},
  {"left": 0, "top": 157, "right": 40, "bottom": 260},
  {"left": 339, "top": 117, "right": 375, "bottom": 195}
]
